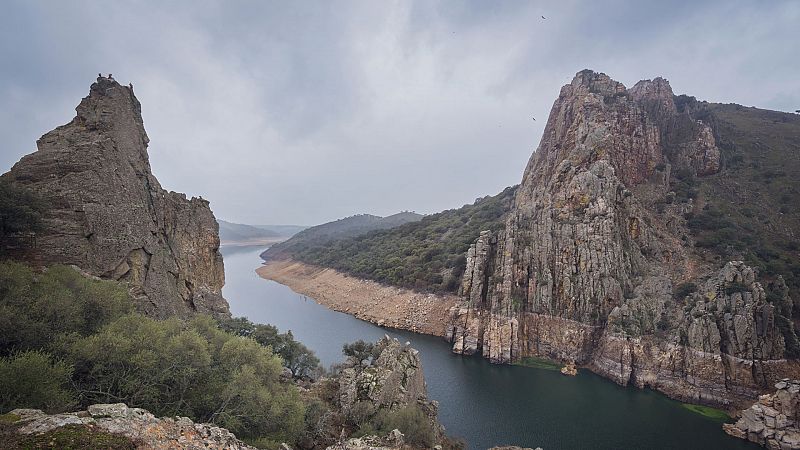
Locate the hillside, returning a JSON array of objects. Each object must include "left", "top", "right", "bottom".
[
  {"left": 262, "top": 211, "right": 423, "bottom": 260},
  {"left": 680, "top": 101, "right": 800, "bottom": 317},
  {"left": 218, "top": 220, "right": 282, "bottom": 244},
  {"left": 284, "top": 187, "right": 516, "bottom": 292}
]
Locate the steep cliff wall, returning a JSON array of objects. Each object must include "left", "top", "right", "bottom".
[
  {"left": 447, "top": 70, "right": 799, "bottom": 407},
  {"left": 2, "top": 76, "right": 229, "bottom": 319}
]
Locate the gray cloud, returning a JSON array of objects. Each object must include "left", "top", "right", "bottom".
[{"left": 1, "top": 0, "right": 798, "bottom": 225}]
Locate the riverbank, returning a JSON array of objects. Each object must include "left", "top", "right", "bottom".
[
  {"left": 221, "top": 237, "right": 287, "bottom": 247},
  {"left": 256, "top": 259, "right": 458, "bottom": 337}
]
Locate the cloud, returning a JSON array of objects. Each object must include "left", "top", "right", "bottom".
[{"left": 1, "top": 0, "right": 798, "bottom": 224}]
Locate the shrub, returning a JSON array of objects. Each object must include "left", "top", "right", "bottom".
[
  {"left": 373, "top": 406, "right": 435, "bottom": 447},
  {"left": 66, "top": 314, "right": 306, "bottom": 443},
  {"left": 673, "top": 282, "right": 697, "bottom": 300},
  {"left": 0, "top": 350, "right": 75, "bottom": 413},
  {"left": 0, "top": 262, "right": 132, "bottom": 356},
  {"left": 724, "top": 281, "right": 750, "bottom": 295},
  {"left": 219, "top": 317, "right": 320, "bottom": 378}
]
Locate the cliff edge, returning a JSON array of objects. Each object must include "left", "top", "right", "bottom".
[{"left": 2, "top": 76, "right": 229, "bottom": 319}]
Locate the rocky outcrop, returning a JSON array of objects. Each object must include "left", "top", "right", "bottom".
[
  {"left": 337, "top": 336, "right": 439, "bottom": 422},
  {"left": 329, "top": 336, "right": 444, "bottom": 447},
  {"left": 2, "top": 76, "right": 228, "bottom": 318},
  {"left": 724, "top": 380, "right": 800, "bottom": 449},
  {"left": 5, "top": 403, "right": 255, "bottom": 449},
  {"left": 447, "top": 70, "right": 796, "bottom": 407}
]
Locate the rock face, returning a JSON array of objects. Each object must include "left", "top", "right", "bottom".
[
  {"left": 723, "top": 380, "right": 800, "bottom": 449},
  {"left": 447, "top": 70, "right": 798, "bottom": 407},
  {"left": 2, "top": 76, "right": 229, "bottom": 318},
  {"left": 325, "top": 430, "right": 405, "bottom": 450},
  {"left": 6, "top": 403, "right": 255, "bottom": 449},
  {"left": 337, "top": 336, "right": 438, "bottom": 421},
  {"left": 333, "top": 335, "right": 443, "bottom": 446}
]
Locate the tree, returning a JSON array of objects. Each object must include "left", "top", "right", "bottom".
[{"left": 342, "top": 340, "right": 379, "bottom": 363}]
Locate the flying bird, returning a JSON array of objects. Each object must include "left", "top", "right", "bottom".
[
  {"left": 541, "top": 15, "right": 546, "bottom": 19},
  {"left": 532, "top": 116, "right": 536, "bottom": 121}
]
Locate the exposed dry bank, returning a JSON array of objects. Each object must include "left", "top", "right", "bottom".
[{"left": 256, "top": 259, "right": 458, "bottom": 337}]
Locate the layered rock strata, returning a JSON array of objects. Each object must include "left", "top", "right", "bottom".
[
  {"left": 2, "top": 76, "right": 228, "bottom": 318},
  {"left": 447, "top": 70, "right": 797, "bottom": 407},
  {"left": 5, "top": 403, "right": 255, "bottom": 449}
]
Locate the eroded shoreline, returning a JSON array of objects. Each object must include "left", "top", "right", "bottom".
[{"left": 256, "top": 259, "right": 458, "bottom": 337}]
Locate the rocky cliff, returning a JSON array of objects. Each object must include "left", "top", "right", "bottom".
[
  {"left": 447, "top": 70, "right": 800, "bottom": 407},
  {"left": 724, "top": 379, "right": 800, "bottom": 449},
  {"left": 1, "top": 76, "right": 229, "bottom": 318}
]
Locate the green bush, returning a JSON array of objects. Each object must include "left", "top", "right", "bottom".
[
  {"left": 0, "top": 262, "right": 133, "bottom": 356},
  {"left": 373, "top": 406, "right": 435, "bottom": 447},
  {"left": 219, "top": 317, "right": 320, "bottom": 378},
  {"left": 0, "top": 350, "right": 75, "bottom": 413},
  {"left": 66, "top": 314, "right": 306, "bottom": 443}
]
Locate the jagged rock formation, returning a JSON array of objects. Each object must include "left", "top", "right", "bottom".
[
  {"left": 1, "top": 76, "right": 228, "bottom": 318},
  {"left": 447, "top": 70, "right": 799, "bottom": 407},
  {"left": 5, "top": 403, "right": 255, "bottom": 449},
  {"left": 724, "top": 379, "right": 800, "bottom": 449},
  {"left": 337, "top": 336, "right": 439, "bottom": 424}
]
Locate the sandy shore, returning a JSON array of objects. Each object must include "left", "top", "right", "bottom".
[{"left": 256, "top": 259, "right": 459, "bottom": 337}]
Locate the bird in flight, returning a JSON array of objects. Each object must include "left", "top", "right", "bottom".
[
  {"left": 532, "top": 116, "right": 536, "bottom": 121},
  {"left": 541, "top": 15, "right": 546, "bottom": 19}
]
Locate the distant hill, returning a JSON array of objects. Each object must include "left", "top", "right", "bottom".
[
  {"left": 254, "top": 224, "right": 307, "bottom": 236},
  {"left": 261, "top": 211, "right": 423, "bottom": 260},
  {"left": 268, "top": 188, "right": 517, "bottom": 292}
]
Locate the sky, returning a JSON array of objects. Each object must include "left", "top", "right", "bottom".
[{"left": 1, "top": 1, "right": 798, "bottom": 225}]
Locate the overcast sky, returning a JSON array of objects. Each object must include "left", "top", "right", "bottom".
[{"left": 1, "top": 1, "right": 798, "bottom": 225}]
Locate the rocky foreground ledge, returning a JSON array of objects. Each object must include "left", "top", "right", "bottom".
[
  {"left": 724, "top": 379, "right": 800, "bottom": 449},
  {"left": 2, "top": 403, "right": 255, "bottom": 449}
]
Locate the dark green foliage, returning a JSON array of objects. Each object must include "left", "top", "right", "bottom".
[
  {"left": 0, "top": 262, "right": 308, "bottom": 445},
  {"left": 673, "top": 282, "right": 697, "bottom": 300},
  {"left": 342, "top": 340, "right": 380, "bottom": 363},
  {"left": 0, "top": 262, "right": 133, "bottom": 355},
  {"left": 372, "top": 406, "right": 436, "bottom": 447},
  {"left": 288, "top": 186, "right": 517, "bottom": 293},
  {"left": 681, "top": 104, "right": 800, "bottom": 320},
  {"left": 219, "top": 316, "right": 320, "bottom": 378},
  {"left": 0, "top": 181, "right": 46, "bottom": 252},
  {"left": 0, "top": 350, "right": 75, "bottom": 413},
  {"left": 724, "top": 281, "right": 750, "bottom": 296}
]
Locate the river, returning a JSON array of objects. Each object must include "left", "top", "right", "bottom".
[{"left": 221, "top": 245, "right": 757, "bottom": 450}]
